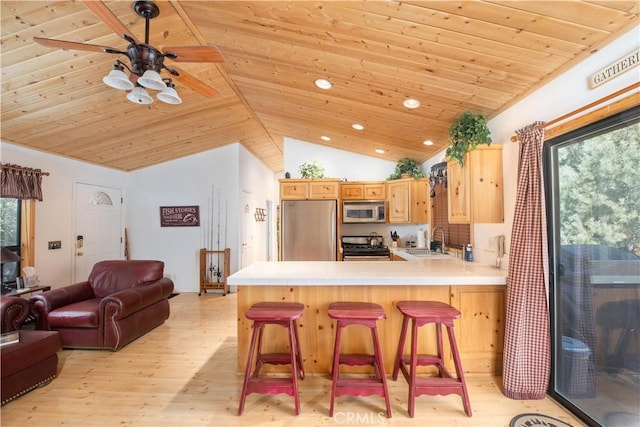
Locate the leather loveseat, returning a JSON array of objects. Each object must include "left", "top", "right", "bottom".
[
  {"left": 30, "top": 260, "right": 174, "bottom": 351},
  {"left": 1, "top": 295, "right": 62, "bottom": 405}
]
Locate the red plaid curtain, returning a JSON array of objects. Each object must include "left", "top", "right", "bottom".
[
  {"left": 1, "top": 163, "right": 44, "bottom": 201},
  {"left": 503, "top": 121, "right": 550, "bottom": 399}
]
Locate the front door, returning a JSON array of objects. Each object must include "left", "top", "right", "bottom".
[{"left": 74, "top": 183, "right": 123, "bottom": 282}]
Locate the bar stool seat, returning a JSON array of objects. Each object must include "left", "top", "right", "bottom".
[
  {"left": 238, "top": 302, "right": 305, "bottom": 416},
  {"left": 328, "top": 302, "right": 392, "bottom": 418},
  {"left": 392, "top": 300, "right": 472, "bottom": 417}
]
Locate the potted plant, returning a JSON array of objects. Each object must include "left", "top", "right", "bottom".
[
  {"left": 299, "top": 160, "right": 325, "bottom": 179},
  {"left": 387, "top": 158, "right": 425, "bottom": 180},
  {"left": 446, "top": 111, "right": 492, "bottom": 167}
]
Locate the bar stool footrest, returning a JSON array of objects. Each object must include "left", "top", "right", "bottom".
[
  {"left": 256, "top": 352, "right": 296, "bottom": 365},
  {"left": 339, "top": 354, "right": 376, "bottom": 366},
  {"left": 414, "top": 377, "right": 465, "bottom": 396},
  {"left": 400, "top": 354, "right": 443, "bottom": 367},
  {"left": 335, "top": 377, "right": 387, "bottom": 397},
  {"left": 246, "top": 378, "right": 296, "bottom": 396}
]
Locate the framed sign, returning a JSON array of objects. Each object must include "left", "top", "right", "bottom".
[{"left": 159, "top": 206, "right": 200, "bottom": 227}]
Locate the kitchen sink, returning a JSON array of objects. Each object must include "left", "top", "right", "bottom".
[{"left": 403, "top": 248, "right": 450, "bottom": 257}]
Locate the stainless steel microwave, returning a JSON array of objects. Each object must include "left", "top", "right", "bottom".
[{"left": 342, "top": 201, "right": 386, "bottom": 223}]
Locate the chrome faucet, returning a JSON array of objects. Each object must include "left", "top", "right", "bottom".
[{"left": 432, "top": 226, "right": 446, "bottom": 253}]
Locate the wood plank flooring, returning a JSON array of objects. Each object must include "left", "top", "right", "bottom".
[{"left": 1, "top": 293, "right": 585, "bottom": 426}]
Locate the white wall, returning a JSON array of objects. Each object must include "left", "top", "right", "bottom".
[
  {"left": 284, "top": 138, "right": 400, "bottom": 181},
  {"left": 0, "top": 142, "right": 128, "bottom": 286},
  {"left": 127, "top": 143, "right": 277, "bottom": 293}
]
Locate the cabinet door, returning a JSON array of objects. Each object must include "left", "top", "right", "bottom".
[
  {"left": 447, "top": 156, "right": 472, "bottom": 223},
  {"left": 280, "top": 181, "right": 308, "bottom": 200},
  {"left": 411, "top": 178, "right": 430, "bottom": 224},
  {"left": 340, "top": 184, "right": 364, "bottom": 200},
  {"left": 471, "top": 147, "right": 504, "bottom": 223},
  {"left": 364, "top": 183, "right": 386, "bottom": 200},
  {"left": 309, "top": 181, "right": 339, "bottom": 199},
  {"left": 387, "top": 180, "right": 410, "bottom": 223},
  {"left": 450, "top": 285, "right": 505, "bottom": 374}
]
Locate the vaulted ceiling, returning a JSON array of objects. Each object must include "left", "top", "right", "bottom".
[{"left": 1, "top": 1, "right": 638, "bottom": 172}]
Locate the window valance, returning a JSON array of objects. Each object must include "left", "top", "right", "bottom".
[{"left": 1, "top": 163, "right": 48, "bottom": 201}]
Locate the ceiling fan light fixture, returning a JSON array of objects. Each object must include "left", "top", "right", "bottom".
[
  {"left": 127, "top": 85, "right": 153, "bottom": 104},
  {"left": 138, "top": 69, "right": 166, "bottom": 91},
  {"left": 157, "top": 81, "right": 182, "bottom": 105},
  {"left": 103, "top": 64, "right": 134, "bottom": 91}
]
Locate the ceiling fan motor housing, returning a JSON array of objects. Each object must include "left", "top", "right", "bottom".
[{"left": 127, "top": 44, "right": 165, "bottom": 75}]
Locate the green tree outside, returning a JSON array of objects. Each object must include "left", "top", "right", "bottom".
[{"left": 557, "top": 122, "right": 640, "bottom": 254}]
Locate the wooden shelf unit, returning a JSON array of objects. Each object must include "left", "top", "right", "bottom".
[{"left": 199, "top": 248, "right": 230, "bottom": 296}]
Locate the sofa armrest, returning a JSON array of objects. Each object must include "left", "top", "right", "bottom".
[
  {"left": 0, "top": 296, "right": 31, "bottom": 332},
  {"left": 100, "top": 277, "right": 174, "bottom": 320},
  {"left": 30, "top": 282, "right": 95, "bottom": 330}
]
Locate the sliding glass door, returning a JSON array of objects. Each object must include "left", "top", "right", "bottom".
[{"left": 544, "top": 106, "right": 639, "bottom": 426}]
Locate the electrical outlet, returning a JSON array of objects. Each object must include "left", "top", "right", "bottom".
[{"left": 48, "top": 240, "right": 62, "bottom": 250}]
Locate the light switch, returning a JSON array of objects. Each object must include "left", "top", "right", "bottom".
[{"left": 48, "top": 240, "right": 62, "bottom": 250}]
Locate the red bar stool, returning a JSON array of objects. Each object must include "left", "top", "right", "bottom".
[
  {"left": 392, "top": 300, "right": 472, "bottom": 417},
  {"left": 238, "top": 302, "right": 305, "bottom": 416},
  {"left": 328, "top": 301, "right": 392, "bottom": 418}
]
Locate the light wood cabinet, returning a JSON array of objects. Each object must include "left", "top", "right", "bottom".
[
  {"left": 447, "top": 145, "right": 503, "bottom": 223},
  {"left": 340, "top": 182, "right": 386, "bottom": 200},
  {"left": 387, "top": 178, "right": 429, "bottom": 224},
  {"left": 450, "top": 285, "right": 505, "bottom": 374},
  {"left": 280, "top": 179, "right": 339, "bottom": 200}
]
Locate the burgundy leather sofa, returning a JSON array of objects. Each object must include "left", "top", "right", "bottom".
[
  {"left": 30, "top": 260, "right": 174, "bottom": 351},
  {"left": 1, "top": 296, "right": 62, "bottom": 405}
]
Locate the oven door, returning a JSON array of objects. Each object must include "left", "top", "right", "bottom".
[{"left": 343, "top": 255, "right": 390, "bottom": 261}]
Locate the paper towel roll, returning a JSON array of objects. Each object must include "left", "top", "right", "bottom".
[{"left": 417, "top": 229, "right": 426, "bottom": 248}]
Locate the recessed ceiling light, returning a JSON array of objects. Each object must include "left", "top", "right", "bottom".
[
  {"left": 352, "top": 123, "right": 364, "bottom": 130},
  {"left": 403, "top": 98, "right": 421, "bottom": 109},
  {"left": 314, "top": 78, "right": 333, "bottom": 90},
  {"left": 423, "top": 140, "right": 434, "bottom": 146},
  {"left": 375, "top": 149, "right": 385, "bottom": 154},
  {"left": 321, "top": 135, "right": 331, "bottom": 141}
]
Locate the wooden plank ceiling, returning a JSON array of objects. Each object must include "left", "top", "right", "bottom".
[{"left": 1, "top": 1, "right": 638, "bottom": 172}]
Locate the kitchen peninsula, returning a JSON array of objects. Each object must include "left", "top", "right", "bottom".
[{"left": 228, "top": 255, "right": 507, "bottom": 375}]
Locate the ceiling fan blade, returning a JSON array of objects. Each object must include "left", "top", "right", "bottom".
[
  {"left": 171, "top": 65, "right": 219, "bottom": 98},
  {"left": 163, "top": 46, "right": 224, "bottom": 63},
  {"left": 33, "top": 37, "right": 114, "bottom": 53},
  {"left": 82, "top": 0, "right": 140, "bottom": 44}
]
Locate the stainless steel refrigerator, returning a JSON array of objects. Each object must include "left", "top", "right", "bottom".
[{"left": 281, "top": 200, "right": 337, "bottom": 261}]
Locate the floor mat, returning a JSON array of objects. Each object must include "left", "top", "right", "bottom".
[{"left": 510, "top": 413, "right": 573, "bottom": 427}]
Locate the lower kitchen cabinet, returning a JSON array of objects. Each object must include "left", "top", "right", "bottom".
[{"left": 450, "top": 285, "right": 505, "bottom": 374}]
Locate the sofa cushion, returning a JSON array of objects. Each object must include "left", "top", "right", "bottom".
[
  {"left": 48, "top": 298, "right": 101, "bottom": 328},
  {"left": 89, "top": 260, "right": 164, "bottom": 298},
  {"left": 1, "top": 330, "right": 61, "bottom": 379}
]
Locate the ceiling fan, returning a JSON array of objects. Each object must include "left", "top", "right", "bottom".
[{"left": 33, "top": 0, "right": 223, "bottom": 105}]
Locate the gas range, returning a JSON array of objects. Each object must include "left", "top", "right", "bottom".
[{"left": 341, "top": 236, "right": 391, "bottom": 261}]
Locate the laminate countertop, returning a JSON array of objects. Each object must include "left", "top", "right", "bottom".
[{"left": 228, "top": 252, "right": 506, "bottom": 286}]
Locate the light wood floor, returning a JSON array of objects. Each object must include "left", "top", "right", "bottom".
[{"left": 1, "top": 293, "right": 585, "bottom": 427}]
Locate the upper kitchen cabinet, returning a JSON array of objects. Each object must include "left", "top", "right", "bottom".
[
  {"left": 447, "top": 145, "right": 504, "bottom": 224},
  {"left": 280, "top": 179, "right": 339, "bottom": 200},
  {"left": 387, "top": 178, "right": 429, "bottom": 224},
  {"left": 340, "top": 182, "right": 386, "bottom": 200}
]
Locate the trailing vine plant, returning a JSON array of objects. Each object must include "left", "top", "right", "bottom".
[{"left": 446, "top": 111, "right": 492, "bottom": 167}]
